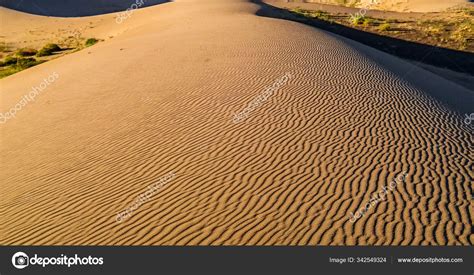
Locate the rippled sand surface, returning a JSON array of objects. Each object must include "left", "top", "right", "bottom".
[{"left": 0, "top": 0, "right": 472, "bottom": 245}]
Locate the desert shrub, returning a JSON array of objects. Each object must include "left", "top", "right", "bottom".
[
  {"left": 2, "top": 56, "right": 18, "bottom": 66},
  {"left": 450, "top": 22, "right": 473, "bottom": 50},
  {"left": 378, "top": 23, "right": 391, "bottom": 31},
  {"left": 16, "top": 48, "right": 38, "bottom": 57},
  {"left": 36, "top": 43, "right": 61, "bottom": 57},
  {"left": 363, "top": 17, "right": 373, "bottom": 26},
  {"left": 291, "top": 8, "right": 304, "bottom": 14},
  {"left": 0, "top": 43, "right": 11, "bottom": 52},
  {"left": 312, "top": 10, "right": 330, "bottom": 21},
  {"left": 0, "top": 66, "right": 21, "bottom": 78},
  {"left": 0, "top": 57, "right": 42, "bottom": 78},
  {"left": 15, "top": 57, "right": 40, "bottom": 69},
  {"left": 85, "top": 38, "right": 99, "bottom": 47},
  {"left": 351, "top": 14, "right": 365, "bottom": 25},
  {"left": 335, "top": 0, "right": 348, "bottom": 5},
  {"left": 458, "top": 7, "right": 474, "bottom": 16}
]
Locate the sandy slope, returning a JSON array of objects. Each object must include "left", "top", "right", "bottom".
[
  {"left": 0, "top": 0, "right": 473, "bottom": 245},
  {"left": 371, "top": 0, "right": 469, "bottom": 12},
  {"left": 0, "top": 0, "right": 168, "bottom": 16},
  {"left": 0, "top": 5, "right": 168, "bottom": 50},
  {"left": 304, "top": 0, "right": 469, "bottom": 12}
]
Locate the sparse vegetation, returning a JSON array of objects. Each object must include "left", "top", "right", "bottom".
[
  {"left": 425, "top": 22, "right": 445, "bottom": 36},
  {"left": 362, "top": 17, "right": 373, "bottom": 27},
  {"left": 449, "top": 21, "right": 474, "bottom": 50},
  {"left": 16, "top": 48, "right": 38, "bottom": 57},
  {"left": 0, "top": 43, "right": 11, "bottom": 53},
  {"left": 1, "top": 35, "right": 102, "bottom": 77},
  {"left": 0, "top": 56, "right": 43, "bottom": 78},
  {"left": 16, "top": 57, "right": 41, "bottom": 69},
  {"left": 1, "top": 33, "right": 104, "bottom": 77},
  {"left": 36, "top": 43, "right": 62, "bottom": 57},
  {"left": 311, "top": 10, "right": 331, "bottom": 21},
  {"left": 351, "top": 15, "right": 365, "bottom": 26},
  {"left": 0, "top": 66, "right": 21, "bottom": 78},
  {"left": 85, "top": 38, "right": 99, "bottom": 47},
  {"left": 335, "top": 0, "right": 348, "bottom": 5},
  {"left": 457, "top": 7, "right": 474, "bottom": 17},
  {"left": 378, "top": 23, "right": 391, "bottom": 31},
  {"left": 288, "top": 6, "right": 474, "bottom": 52},
  {"left": 2, "top": 56, "right": 18, "bottom": 66}
]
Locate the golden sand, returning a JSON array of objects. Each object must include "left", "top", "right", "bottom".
[{"left": 0, "top": 0, "right": 472, "bottom": 245}]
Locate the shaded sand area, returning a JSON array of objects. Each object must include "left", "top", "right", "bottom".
[{"left": 0, "top": 0, "right": 473, "bottom": 245}]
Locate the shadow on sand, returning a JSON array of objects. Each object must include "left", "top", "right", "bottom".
[
  {"left": 0, "top": 0, "right": 169, "bottom": 17},
  {"left": 252, "top": 0, "right": 474, "bottom": 76},
  {"left": 253, "top": 0, "right": 474, "bottom": 114}
]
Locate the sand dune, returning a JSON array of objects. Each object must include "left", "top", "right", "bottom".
[
  {"left": 0, "top": 0, "right": 473, "bottom": 245},
  {"left": 0, "top": 5, "right": 168, "bottom": 50},
  {"left": 0, "top": 0, "right": 168, "bottom": 16}
]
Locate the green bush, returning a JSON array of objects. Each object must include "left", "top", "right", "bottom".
[
  {"left": 16, "top": 48, "right": 38, "bottom": 57},
  {"left": 36, "top": 43, "right": 61, "bottom": 57},
  {"left": 351, "top": 15, "right": 365, "bottom": 25},
  {"left": 378, "top": 23, "right": 391, "bottom": 31},
  {"left": 312, "top": 10, "right": 330, "bottom": 21},
  {"left": 85, "top": 38, "right": 99, "bottom": 47},
  {"left": 36, "top": 49, "right": 50, "bottom": 57},
  {"left": 0, "top": 66, "right": 21, "bottom": 78},
  {"left": 2, "top": 56, "right": 18, "bottom": 66},
  {"left": 0, "top": 57, "right": 42, "bottom": 78},
  {"left": 15, "top": 57, "right": 40, "bottom": 69},
  {"left": 363, "top": 17, "right": 373, "bottom": 27},
  {"left": 0, "top": 43, "right": 9, "bottom": 52}
]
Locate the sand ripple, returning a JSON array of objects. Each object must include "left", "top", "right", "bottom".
[{"left": 0, "top": 0, "right": 472, "bottom": 245}]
